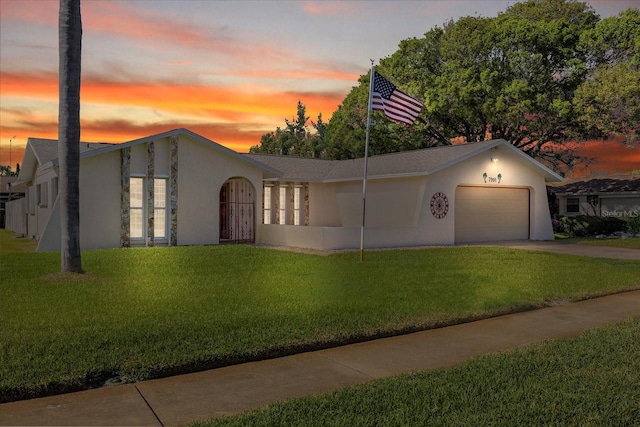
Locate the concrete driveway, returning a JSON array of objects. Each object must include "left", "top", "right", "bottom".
[{"left": 470, "top": 240, "right": 640, "bottom": 260}]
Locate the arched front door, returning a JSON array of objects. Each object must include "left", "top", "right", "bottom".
[{"left": 219, "top": 178, "right": 255, "bottom": 243}]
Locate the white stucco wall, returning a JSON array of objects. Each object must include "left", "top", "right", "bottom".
[
  {"left": 37, "top": 150, "right": 122, "bottom": 252},
  {"left": 422, "top": 145, "right": 554, "bottom": 243},
  {"left": 79, "top": 151, "right": 122, "bottom": 250},
  {"left": 176, "top": 135, "right": 263, "bottom": 246}
]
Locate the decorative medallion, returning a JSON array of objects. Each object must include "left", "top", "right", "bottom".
[{"left": 430, "top": 192, "right": 449, "bottom": 219}]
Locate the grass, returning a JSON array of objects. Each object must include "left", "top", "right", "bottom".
[
  {"left": 1, "top": 230, "right": 639, "bottom": 403},
  {"left": 0, "top": 231, "right": 37, "bottom": 253},
  {"left": 195, "top": 317, "right": 640, "bottom": 427},
  {"left": 554, "top": 234, "right": 640, "bottom": 249},
  {"left": 578, "top": 237, "right": 640, "bottom": 249}
]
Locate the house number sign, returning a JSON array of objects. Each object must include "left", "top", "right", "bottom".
[
  {"left": 483, "top": 172, "right": 502, "bottom": 183},
  {"left": 430, "top": 192, "right": 449, "bottom": 219}
]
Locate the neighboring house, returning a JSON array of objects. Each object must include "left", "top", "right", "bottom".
[
  {"left": 7, "top": 128, "right": 562, "bottom": 252},
  {"left": 548, "top": 175, "right": 640, "bottom": 218},
  {"left": 0, "top": 176, "right": 26, "bottom": 230}
]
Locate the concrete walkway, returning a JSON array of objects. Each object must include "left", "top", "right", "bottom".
[{"left": 1, "top": 241, "right": 639, "bottom": 426}]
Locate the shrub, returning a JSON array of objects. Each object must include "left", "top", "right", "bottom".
[
  {"left": 558, "top": 215, "right": 627, "bottom": 237},
  {"left": 628, "top": 214, "right": 640, "bottom": 237}
]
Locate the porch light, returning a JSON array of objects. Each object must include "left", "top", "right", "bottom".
[{"left": 491, "top": 157, "right": 499, "bottom": 163}]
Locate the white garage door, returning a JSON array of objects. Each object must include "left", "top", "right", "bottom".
[{"left": 455, "top": 186, "right": 530, "bottom": 243}]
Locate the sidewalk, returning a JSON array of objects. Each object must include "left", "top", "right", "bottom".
[{"left": 2, "top": 289, "right": 639, "bottom": 427}]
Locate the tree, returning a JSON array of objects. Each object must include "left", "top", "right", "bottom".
[
  {"left": 575, "top": 8, "right": 640, "bottom": 144},
  {"left": 58, "top": 0, "right": 83, "bottom": 273},
  {"left": 250, "top": 101, "right": 326, "bottom": 157},
  {"left": 324, "top": 0, "right": 637, "bottom": 174}
]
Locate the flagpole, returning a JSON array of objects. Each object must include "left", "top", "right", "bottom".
[{"left": 360, "top": 61, "right": 375, "bottom": 262}]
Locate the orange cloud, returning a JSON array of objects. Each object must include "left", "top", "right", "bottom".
[
  {"left": 0, "top": 69, "right": 347, "bottom": 165},
  {"left": 0, "top": 70, "right": 344, "bottom": 121},
  {"left": 570, "top": 139, "right": 640, "bottom": 177}
]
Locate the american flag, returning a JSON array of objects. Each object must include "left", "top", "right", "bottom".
[{"left": 371, "top": 71, "right": 423, "bottom": 125}]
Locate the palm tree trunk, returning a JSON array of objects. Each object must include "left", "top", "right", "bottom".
[{"left": 58, "top": 0, "right": 83, "bottom": 273}]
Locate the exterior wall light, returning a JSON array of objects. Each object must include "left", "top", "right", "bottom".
[{"left": 491, "top": 157, "right": 499, "bottom": 163}]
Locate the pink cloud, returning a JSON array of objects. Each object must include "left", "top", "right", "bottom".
[{"left": 303, "top": 1, "right": 356, "bottom": 16}]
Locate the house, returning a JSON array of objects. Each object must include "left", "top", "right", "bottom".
[
  {"left": 10, "top": 129, "right": 279, "bottom": 252},
  {"left": 0, "top": 176, "right": 26, "bottom": 230},
  {"left": 249, "top": 138, "right": 562, "bottom": 249},
  {"left": 6, "top": 128, "right": 562, "bottom": 252},
  {"left": 548, "top": 175, "right": 640, "bottom": 218}
]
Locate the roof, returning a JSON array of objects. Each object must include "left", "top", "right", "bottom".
[
  {"left": 548, "top": 175, "right": 640, "bottom": 195},
  {"left": 16, "top": 138, "right": 113, "bottom": 184},
  {"left": 247, "top": 139, "right": 563, "bottom": 183},
  {"left": 17, "top": 129, "right": 282, "bottom": 183},
  {"left": 28, "top": 138, "right": 114, "bottom": 165},
  {"left": 1, "top": 176, "right": 27, "bottom": 193},
  {"left": 80, "top": 128, "right": 282, "bottom": 178}
]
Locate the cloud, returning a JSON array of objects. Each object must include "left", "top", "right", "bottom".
[
  {"left": 0, "top": 69, "right": 346, "bottom": 162},
  {"left": 570, "top": 139, "right": 640, "bottom": 176},
  {"left": 303, "top": 1, "right": 356, "bottom": 16}
]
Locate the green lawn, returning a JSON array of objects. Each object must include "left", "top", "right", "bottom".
[
  {"left": 578, "top": 237, "right": 640, "bottom": 249},
  {"left": 1, "top": 230, "right": 639, "bottom": 403},
  {"left": 554, "top": 235, "right": 640, "bottom": 249},
  {"left": 196, "top": 317, "right": 640, "bottom": 427},
  {"left": 0, "top": 231, "right": 37, "bottom": 253}
]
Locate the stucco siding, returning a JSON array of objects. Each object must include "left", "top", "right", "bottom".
[
  {"left": 79, "top": 151, "right": 122, "bottom": 250},
  {"left": 176, "top": 136, "right": 263, "bottom": 246}
]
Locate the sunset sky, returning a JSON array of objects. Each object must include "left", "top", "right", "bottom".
[{"left": 1, "top": 0, "right": 638, "bottom": 176}]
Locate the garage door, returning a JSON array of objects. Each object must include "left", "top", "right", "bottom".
[{"left": 455, "top": 186, "right": 529, "bottom": 243}]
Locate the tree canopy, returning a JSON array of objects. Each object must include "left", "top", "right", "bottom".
[
  {"left": 250, "top": 0, "right": 639, "bottom": 174},
  {"left": 250, "top": 101, "right": 326, "bottom": 158},
  {"left": 327, "top": 0, "right": 638, "bottom": 173}
]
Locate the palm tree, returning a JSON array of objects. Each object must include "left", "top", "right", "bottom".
[{"left": 58, "top": 0, "right": 83, "bottom": 273}]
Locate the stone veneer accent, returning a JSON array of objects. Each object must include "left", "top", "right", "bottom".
[
  {"left": 170, "top": 136, "right": 178, "bottom": 246},
  {"left": 120, "top": 147, "right": 131, "bottom": 247},
  {"left": 146, "top": 141, "right": 155, "bottom": 246},
  {"left": 274, "top": 183, "right": 280, "bottom": 224},
  {"left": 303, "top": 183, "right": 309, "bottom": 226},
  {"left": 288, "top": 183, "right": 295, "bottom": 225}
]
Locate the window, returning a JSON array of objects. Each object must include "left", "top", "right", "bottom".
[
  {"left": 567, "top": 197, "right": 580, "bottom": 213},
  {"left": 130, "top": 177, "right": 144, "bottom": 239},
  {"left": 279, "top": 186, "right": 287, "bottom": 225},
  {"left": 154, "top": 179, "right": 167, "bottom": 239},
  {"left": 263, "top": 185, "right": 272, "bottom": 224}
]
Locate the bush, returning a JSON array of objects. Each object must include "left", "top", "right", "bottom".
[
  {"left": 558, "top": 215, "right": 627, "bottom": 237},
  {"left": 628, "top": 214, "right": 640, "bottom": 237}
]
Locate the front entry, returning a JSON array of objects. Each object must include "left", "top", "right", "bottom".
[{"left": 219, "top": 178, "right": 255, "bottom": 243}]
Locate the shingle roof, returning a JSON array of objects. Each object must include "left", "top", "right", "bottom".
[
  {"left": 244, "top": 155, "right": 339, "bottom": 181},
  {"left": 548, "top": 176, "right": 640, "bottom": 194},
  {"left": 246, "top": 140, "right": 507, "bottom": 183},
  {"left": 28, "top": 138, "right": 114, "bottom": 166}
]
